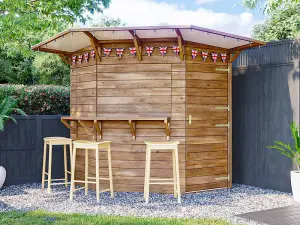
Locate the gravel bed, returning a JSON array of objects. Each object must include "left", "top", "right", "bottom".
[{"left": 0, "top": 183, "right": 296, "bottom": 225}]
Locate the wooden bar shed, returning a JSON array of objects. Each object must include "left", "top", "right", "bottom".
[{"left": 32, "top": 25, "right": 265, "bottom": 193}]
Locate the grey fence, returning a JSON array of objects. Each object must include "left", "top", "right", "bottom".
[
  {"left": 0, "top": 115, "right": 69, "bottom": 186},
  {"left": 232, "top": 39, "right": 300, "bottom": 192}
]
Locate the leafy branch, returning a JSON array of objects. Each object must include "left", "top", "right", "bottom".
[{"left": 268, "top": 122, "right": 300, "bottom": 170}]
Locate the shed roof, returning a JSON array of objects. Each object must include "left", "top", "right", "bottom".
[{"left": 32, "top": 25, "right": 265, "bottom": 55}]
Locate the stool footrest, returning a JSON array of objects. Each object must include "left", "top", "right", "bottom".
[
  {"left": 49, "top": 178, "right": 67, "bottom": 181},
  {"left": 75, "top": 187, "right": 86, "bottom": 191},
  {"left": 99, "top": 188, "right": 111, "bottom": 193},
  {"left": 50, "top": 182, "right": 70, "bottom": 186},
  {"left": 87, "top": 177, "right": 110, "bottom": 180},
  {"left": 44, "top": 172, "right": 49, "bottom": 175},
  {"left": 149, "top": 178, "right": 175, "bottom": 181},
  {"left": 74, "top": 180, "right": 97, "bottom": 184},
  {"left": 149, "top": 182, "right": 176, "bottom": 185},
  {"left": 67, "top": 171, "right": 71, "bottom": 174}
]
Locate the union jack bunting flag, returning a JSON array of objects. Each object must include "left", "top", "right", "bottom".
[
  {"left": 78, "top": 55, "right": 83, "bottom": 64},
  {"left": 145, "top": 47, "right": 154, "bottom": 57},
  {"left": 201, "top": 52, "right": 208, "bottom": 61},
  {"left": 90, "top": 50, "right": 95, "bottom": 59},
  {"left": 159, "top": 47, "right": 167, "bottom": 58},
  {"left": 129, "top": 48, "right": 137, "bottom": 57},
  {"left": 103, "top": 48, "right": 111, "bottom": 57},
  {"left": 191, "top": 49, "right": 198, "bottom": 60},
  {"left": 84, "top": 53, "right": 89, "bottom": 62},
  {"left": 116, "top": 48, "right": 125, "bottom": 59},
  {"left": 72, "top": 56, "right": 77, "bottom": 64},
  {"left": 172, "top": 46, "right": 180, "bottom": 56},
  {"left": 211, "top": 53, "right": 218, "bottom": 63},
  {"left": 221, "top": 53, "right": 227, "bottom": 63}
]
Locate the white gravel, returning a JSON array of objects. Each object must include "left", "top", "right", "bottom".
[{"left": 0, "top": 183, "right": 296, "bottom": 225}]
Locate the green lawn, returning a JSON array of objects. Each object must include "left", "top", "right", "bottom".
[{"left": 0, "top": 210, "right": 239, "bottom": 225}]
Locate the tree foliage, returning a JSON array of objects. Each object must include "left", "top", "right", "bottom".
[
  {"left": 242, "top": 0, "right": 300, "bottom": 13},
  {"left": 252, "top": 3, "right": 300, "bottom": 41},
  {"left": 0, "top": 0, "right": 111, "bottom": 54}
]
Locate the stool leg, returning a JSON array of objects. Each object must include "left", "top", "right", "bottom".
[
  {"left": 47, "top": 142, "right": 53, "bottom": 194},
  {"left": 95, "top": 146, "right": 100, "bottom": 203},
  {"left": 42, "top": 142, "right": 47, "bottom": 189},
  {"left": 69, "top": 141, "right": 73, "bottom": 176},
  {"left": 174, "top": 146, "right": 181, "bottom": 203},
  {"left": 144, "top": 145, "right": 149, "bottom": 200},
  {"left": 172, "top": 149, "right": 178, "bottom": 198},
  {"left": 64, "top": 144, "right": 68, "bottom": 187},
  {"left": 107, "top": 144, "right": 114, "bottom": 198},
  {"left": 70, "top": 147, "right": 77, "bottom": 201},
  {"left": 85, "top": 148, "right": 89, "bottom": 196},
  {"left": 145, "top": 146, "right": 151, "bottom": 204}
]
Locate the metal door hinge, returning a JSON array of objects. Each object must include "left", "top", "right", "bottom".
[
  {"left": 215, "top": 105, "right": 230, "bottom": 111},
  {"left": 215, "top": 175, "right": 230, "bottom": 181},
  {"left": 216, "top": 68, "right": 229, "bottom": 72},
  {"left": 215, "top": 122, "right": 230, "bottom": 128}
]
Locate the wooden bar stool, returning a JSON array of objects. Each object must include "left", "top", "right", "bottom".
[
  {"left": 70, "top": 140, "right": 114, "bottom": 202},
  {"left": 144, "top": 141, "right": 181, "bottom": 204},
  {"left": 42, "top": 137, "right": 73, "bottom": 193}
]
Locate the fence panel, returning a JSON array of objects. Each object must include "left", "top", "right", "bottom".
[
  {"left": 232, "top": 39, "right": 300, "bottom": 192},
  {"left": 0, "top": 115, "right": 69, "bottom": 186}
]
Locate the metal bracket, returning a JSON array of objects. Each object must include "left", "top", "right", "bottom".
[
  {"left": 216, "top": 68, "right": 229, "bottom": 72},
  {"left": 215, "top": 175, "right": 230, "bottom": 181},
  {"left": 215, "top": 122, "right": 230, "bottom": 128},
  {"left": 215, "top": 105, "right": 230, "bottom": 111}
]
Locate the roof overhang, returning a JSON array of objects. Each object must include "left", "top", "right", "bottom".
[{"left": 32, "top": 25, "right": 266, "bottom": 55}]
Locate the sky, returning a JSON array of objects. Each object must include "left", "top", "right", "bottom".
[{"left": 90, "top": 0, "right": 266, "bottom": 38}]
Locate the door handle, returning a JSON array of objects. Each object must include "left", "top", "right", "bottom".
[{"left": 188, "top": 115, "right": 192, "bottom": 125}]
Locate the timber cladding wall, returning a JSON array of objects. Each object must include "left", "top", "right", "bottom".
[
  {"left": 70, "top": 40, "right": 232, "bottom": 193},
  {"left": 70, "top": 41, "right": 187, "bottom": 193}
]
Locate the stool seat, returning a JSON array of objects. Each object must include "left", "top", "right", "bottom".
[
  {"left": 144, "top": 141, "right": 181, "bottom": 204},
  {"left": 73, "top": 140, "right": 111, "bottom": 147},
  {"left": 44, "top": 137, "right": 72, "bottom": 141}
]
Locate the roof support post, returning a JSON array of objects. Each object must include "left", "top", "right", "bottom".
[
  {"left": 84, "top": 31, "right": 101, "bottom": 61},
  {"left": 175, "top": 29, "right": 184, "bottom": 61},
  {"left": 129, "top": 30, "right": 142, "bottom": 61}
]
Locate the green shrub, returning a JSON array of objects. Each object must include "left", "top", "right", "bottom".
[{"left": 0, "top": 85, "right": 70, "bottom": 115}]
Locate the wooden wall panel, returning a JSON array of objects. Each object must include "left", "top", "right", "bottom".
[{"left": 71, "top": 41, "right": 186, "bottom": 193}]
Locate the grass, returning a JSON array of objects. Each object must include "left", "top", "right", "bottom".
[{"left": 0, "top": 210, "right": 238, "bottom": 225}]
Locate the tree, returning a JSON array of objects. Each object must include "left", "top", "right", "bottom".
[
  {"left": 0, "top": 0, "right": 111, "bottom": 54},
  {"left": 32, "top": 53, "right": 70, "bottom": 86},
  {"left": 252, "top": 3, "right": 300, "bottom": 41},
  {"left": 91, "top": 16, "right": 126, "bottom": 27},
  {"left": 242, "top": 0, "right": 300, "bottom": 13}
]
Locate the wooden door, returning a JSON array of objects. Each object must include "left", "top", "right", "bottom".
[{"left": 185, "top": 62, "right": 231, "bottom": 192}]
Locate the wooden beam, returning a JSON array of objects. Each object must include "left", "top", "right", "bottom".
[
  {"left": 175, "top": 29, "right": 184, "bottom": 61},
  {"left": 228, "top": 42, "right": 260, "bottom": 52},
  {"left": 128, "top": 120, "right": 136, "bottom": 140},
  {"left": 129, "top": 30, "right": 142, "bottom": 61},
  {"left": 229, "top": 51, "right": 241, "bottom": 63},
  {"left": 164, "top": 119, "right": 170, "bottom": 141},
  {"left": 83, "top": 31, "right": 101, "bottom": 61},
  {"left": 61, "top": 119, "right": 76, "bottom": 133},
  {"left": 94, "top": 120, "right": 102, "bottom": 140},
  {"left": 59, "top": 54, "right": 71, "bottom": 65},
  {"left": 78, "top": 120, "right": 96, "bottom": 141},
  {"left": 38, "top": 48, "right": 72, "bottom": 55}
]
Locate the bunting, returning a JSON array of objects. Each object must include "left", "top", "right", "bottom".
[
  {"left": 145, "top": 47, "right": 154, "bottom": 57},
  {"left": 221, "top": 53, "right": 227, "bottom": 63},
  {"left": 191, "top": 49, "right": 198, "bottom": 60},
  {"left": 129, "top": 48, "right": 137, "bottom": 57},
  {"left": 84, "top": 53, "right": 89, "bottom": 62},
  {"left": 116, "top": 48, "right": 124, "bottom": 59},
  {"left": 201, "top": 52, "right": 208, "bottom": 61},
  {"left": 103, "top": 48, "right": 111, "bottom": 57},
  {"left": 211, "top": 53, "right": 218, "bottom": 63},
  {"left": 78, "top": 55, "right": 83, "bottom": 64},
  {"left": 172, "top": 46, "right": 180, "bottom": 56},
  {"left": 159, "top": 47, "right": 168, "bottom": 58}
]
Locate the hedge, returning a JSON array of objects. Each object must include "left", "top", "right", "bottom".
[{"left": 0, "top": 85, "right": 70, "bottom": 115}]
